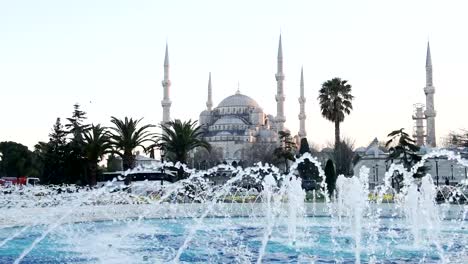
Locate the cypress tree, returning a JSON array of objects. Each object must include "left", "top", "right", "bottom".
[{"left": 325, "top": 159, "right": 336, "bottom": 197}]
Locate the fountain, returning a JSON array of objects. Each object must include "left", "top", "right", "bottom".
[{"left": 0, "top": 152, "right": 467, "bottom": 263}]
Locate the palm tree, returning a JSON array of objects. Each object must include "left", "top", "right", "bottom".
[
  {"left": 83, "top": 124, "right": 113, "bottom": 186},
  {"left": 318, "top": 78, "right": 354, "bottom": 148},
  {"left": 156, "top": 119, "right": 210, "bottom": 165},
  {"left": 109, "top": 117, "right": 155, "bottom": 171}
]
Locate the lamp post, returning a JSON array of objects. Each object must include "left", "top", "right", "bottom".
[
  {"left": 160, "top": 149, "right": 165, "bottom": 186},
  {"left": 451, "top": 164, "right": 454, "bottom": 181},
  {"left": 435, "top": 157, "right": 439, "bottom": 187},
  {"left": 392, "top": 170, "right": 399, "bottom": 191},
  {"left": 376, "top": 164, "right": 379, "bottom": 183}
]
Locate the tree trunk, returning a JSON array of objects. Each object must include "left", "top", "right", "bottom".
[
  {"left": 88, "top": 161, "right": 98, "bottom": 186},
  {"left": 334, "top": 120, "right": 340, "bottom": 149},
  {"left": 122, "top": 151, "right": 135, "bottom": 185},
  {"left": 122, "top": 151, "right": 135, "bottom": 171}
]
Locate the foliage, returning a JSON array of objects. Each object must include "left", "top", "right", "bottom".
[
  {"left": 318, "top": 78, "right": 354, "bottom": 148},
  {"left": 65, "top": 103, "right": 90, "bottom": 143},
  {"left": 106, "top": 154, "right": 122, "bottom": 172},
  {"left": 0, "top": 141, "right": 41, "bottom": 178},
  {"left": 83, "top": 124, "right": 113, "bottom": 185},
  {"left": 156, "top": 119, "right": 210, "bottom": 165},
  {"left": 297, "top": 138, "right": 320, "bottom": 188},
  {"left": 274, "top": 131, "right": 296, "bottom": 173},
  {"left": 63, "top": 104, "right": 89, "bottom": 184},
  {"left": 385, "top": 128, "right": 427, "bottom": 188},
  {"left": 333, "top": 137, "right": 355, "bottom": 176},
  {"left": 189, "top": 147, "right": 223, "bottom": 169},
  {"left": 109, "top": 116, "right": 155, "bottom": 171},
  {"left": 445, "top": 129, "right": 468, "bottom": 148},
  {"left": 241, "top": 142, "right": 279, "bottom": 167},
  {"left": 39, "top": 118, "right": 68, "bottom": 184},
  {"left": 324, "top": 159, "right": 336, "bottom": 197},
  {"left": 298, "top": 138, "right": 310, "bottom": 155}
]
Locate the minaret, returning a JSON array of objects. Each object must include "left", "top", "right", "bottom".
[
  {"left": 161, "top": 43, "right": 172, "bottom": 124},
  {"left": 206, "top": 72, "right": 213, "bottom": 111},
  {"left": 424, "top": 42, "right": 436, "bottom": 147},
  {"left": 298, "top": 66, "right": 307, "bottom": 138},
  {"left": 275, "top": 35, "right": 286, "bottom": 131}
]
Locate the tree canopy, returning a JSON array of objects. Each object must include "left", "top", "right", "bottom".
[
  {"left": 109, "top": 116, "right": 155, "bottom": 170},
  {"left": 274, "top": 131, "right": 296, "bottom": 173},
  {"left": 318, "top": 78, "right": 354, "bottom": 148},
  {"left": 386, "top": 128, "right": 427, "bottom": 181},
  {"left": 156, "top": 119, "right": 210, "bottom": 165},
  {"left": 0, "top": 141, "right": 41, "bottom": 178}
]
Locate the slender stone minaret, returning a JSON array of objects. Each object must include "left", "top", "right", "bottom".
[
  {"left": 275, "top": 35, "right": 286, "bottom": 132},
  {"left": 298, "top": 66, "right": 307, "bottom": 138},
  {"left": 161, "top": 43, "right": 172, "bottom": 124},
  {"left": 424, "top": 42, "right": 436, "bottom": 147},
  {"left": 206, "top": 72, "right": 213, "bottom": 111}
]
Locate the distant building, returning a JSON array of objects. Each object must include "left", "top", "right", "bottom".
[
  {"left": 353, "top": 138, "right": 468, "bottom": 190},
  {"left": 107, "top": 152, "right": 160, "bottom": 172},
  {"left": 353, "top": 138, "right": 390, "bottom": 189}
]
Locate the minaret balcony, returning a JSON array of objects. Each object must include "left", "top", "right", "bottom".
[
  {"left": 424, "top": 86, "right": 435, "bottom": 94},
  {"left": 275, "top": 73, "right": 284, "bottom": 81},
  {"left": 424, "top": 109, "right": 436, "bottom": 117},
  {"left": 275, "top": 95, "right": 285, "bottom": 101},
  {"left": 161, "top": 80, "right": 171, "bottom": 86},
  {"left": 161, "top": 99, "right": 172, "bottom": 107},
  {"left": 275, "top": 116, "right": 286, "bottom": 123}
]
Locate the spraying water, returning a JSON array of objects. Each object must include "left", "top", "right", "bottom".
[{"left": 0, "top": 150, "right": 467, "bottom": 263}]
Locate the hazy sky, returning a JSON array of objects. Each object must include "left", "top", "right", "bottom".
[{"left": 1, "top": 0, "right": 467, "bottom": 150}]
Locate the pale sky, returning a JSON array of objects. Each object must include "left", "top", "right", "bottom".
[{"left": 1, "top": 0, "right": 467, "bottom": 150}]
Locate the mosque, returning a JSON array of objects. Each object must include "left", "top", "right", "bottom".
[{"left": 160, "top": 36, "right": 308, "bottom": 162}]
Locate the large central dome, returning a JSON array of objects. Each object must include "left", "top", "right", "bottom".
[{"left": 217, "top": 92, "right": 260, "bottom": 108}]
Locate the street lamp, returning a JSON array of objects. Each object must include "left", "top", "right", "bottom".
[
  {"left": 451, "top": 164, "right": 454, "bottom": 181},
  {"left": 392, "top": 170, "right": 399, "bottom": 191},
  {"left": 375, "top": 164, "right": 379, "bottom": 183},
  {"left": 160, "top": 148, "right": 166, "bottom": 186},
  {"left": 435, "top": 157, "right": 439, "bottom": 187}
]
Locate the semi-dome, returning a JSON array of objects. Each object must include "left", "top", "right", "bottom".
[
  {"left": 200, "top": 110, "right": 211, "bottom": 116},
  {"left": 217, "top": 93, "right": 260, "bottom": 108},
  {"left": 253, "top": 107, "right": 264, "bottom": 113},
  {"left": 258, "top": 129, "right": 276, "bottom": 138}
]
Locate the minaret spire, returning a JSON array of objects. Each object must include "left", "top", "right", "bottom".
[
  {"left": 206, "top": 72, "right": 213, "bottom": 111},
  {"left": 298, "top": 66, "right": 306, "bottom": 138},
  {"left": 161, "top": 43, "right": 172, "bottom": 124},
  {"left": 424, "top": 42, "right": 436, "bottom": 147},
  {"left": 426, "top": 42, "right": 433, "bottom": 86},
  {"left": 275, "top": 34, "right": 286, "bottom": 132}
]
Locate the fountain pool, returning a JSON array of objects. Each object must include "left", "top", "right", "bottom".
[
  {"left": 1, "top": 152, "right": 467, "bottom": 263},
  {"left": 1, "top": 215, "right": 467, "bottom": 263}
]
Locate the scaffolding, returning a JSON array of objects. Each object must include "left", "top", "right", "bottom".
[{"left": 412, "top": 103, "right": 426, "bottom": 146}]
